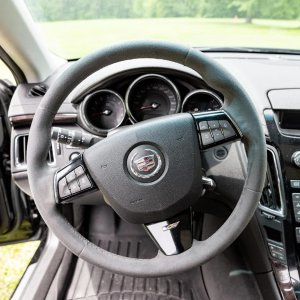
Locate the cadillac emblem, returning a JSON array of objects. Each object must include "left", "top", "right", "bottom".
[
  {"left": 134, "top": 155, "right": 155, "bottom": 172},
  {"left": 128, "top": 146, "right": 164, "bottom": 181}
]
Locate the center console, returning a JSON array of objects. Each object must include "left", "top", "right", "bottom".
[{"left": 257, "top": 89, "right": 300, "bottom": 299}]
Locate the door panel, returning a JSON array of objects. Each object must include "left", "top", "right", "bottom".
[{"left": 0, "top": 65, "right": 41, "bottom": 244}]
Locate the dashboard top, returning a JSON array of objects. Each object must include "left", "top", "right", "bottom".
[{"left": 8, "top": 52, "right": 300, "bottom": 136}]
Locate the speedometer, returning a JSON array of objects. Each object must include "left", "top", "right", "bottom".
[
  {"left": 80, "top": 89, "right": 126, "bottom": 136},
  {"left": 182, "top": 89, "right": 222, "bottom": 113},
  {"left": 125, "top": 74, "right": 181, "bottom": 122}
]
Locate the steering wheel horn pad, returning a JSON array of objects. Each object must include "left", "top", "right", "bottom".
[{"left": 84, "top": 113, "right": 202, "bottom": 224}]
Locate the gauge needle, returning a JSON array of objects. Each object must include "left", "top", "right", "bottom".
[
  {"left": 140, "top": 103, "right": 160, "bottom": 110},
  {"left": 92, "top": 109, "right": 112, "bottom": 116}
]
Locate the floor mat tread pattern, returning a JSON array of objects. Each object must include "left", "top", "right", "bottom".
[{"left": 65, "top": 237, "right": 197, "bottom": 300}]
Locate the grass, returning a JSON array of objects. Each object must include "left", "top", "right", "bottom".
[
  {"left": 37, "top": 17, "right": 300, "bottom": 58},
  {"left": 0, "top": 241, "right": 40, "bottom": 300}
]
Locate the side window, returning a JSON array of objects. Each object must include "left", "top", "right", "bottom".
[{"left": 0, "top": 59, "right": 16, "bottom": 85}]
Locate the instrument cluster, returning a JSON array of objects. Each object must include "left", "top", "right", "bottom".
[{"left": 79, "top": 73, "right": 223, "bottom": 136}]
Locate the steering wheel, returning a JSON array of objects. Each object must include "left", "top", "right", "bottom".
[{"left": 27, "top": 41, "right": 266, "bottom": 277}]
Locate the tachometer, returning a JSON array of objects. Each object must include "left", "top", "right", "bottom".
[
  {"left": 126, "top": 74, "right": 181, "bottom": 122},
  {"left": 80, "top": 89, "right": 126, "bottom": 135},
  {"left": 182, "top": 89, "right": 222, "bottom": 113}
]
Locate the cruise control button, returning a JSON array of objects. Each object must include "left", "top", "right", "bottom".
[
  {"left": 219, "top": 120, "right": 230, "bottom": 129},
  {"left": 78, "top": 174, "right": 92, "bottom": 190},
  {"left": 208, "top": 120, "right": 219, "bottom": 129},
  {"left": 66, "top": 171, "right": 77, "bottom": 183},
  {"left": 212, "top": 128, "right": 224, "bottom": 142},
  {"left": 199, "top": 121, "right": 209, "bottom": 131},
  {"left": 222, "top": 128, "right": 236, "bottom": 139},
  {"left": 200, "top": 130, "right": 214, "bottom": 146},
  {"left": 69, "top": 180, "right": 80, "bottom": 194},
  {"left": 58, "top": 177, "right": 71, "bottom": 198},
  {"left": 74, "top": 166, "right": 85, "bottom": 177},
  {"left": 219, "top": 120, "right": 236, "bottom": 139}
]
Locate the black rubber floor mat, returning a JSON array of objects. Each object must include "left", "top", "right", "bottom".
[{"left": 65, "top": 206, "right": 207, "bottom": 300}]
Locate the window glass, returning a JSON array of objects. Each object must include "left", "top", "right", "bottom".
[
  {"left": 0, "top": 60, "right": 16, "bottom": 85},
  {"left": 25, "top": 0, "right": 300, "bottom": 59}
]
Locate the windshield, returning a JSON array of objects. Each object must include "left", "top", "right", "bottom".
[{"left": 25, "top": 0, "right": 300, "bottom": 59}]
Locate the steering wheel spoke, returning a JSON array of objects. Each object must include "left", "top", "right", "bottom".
[
  {"left": 54, "top": 155, "right": 97, "bottom": 204},
  {"left": 193, "top": 110, "right": 242, "bottom": 149},
  {"left": 144, "top": 208, "right": 193, "bottom": 256}
]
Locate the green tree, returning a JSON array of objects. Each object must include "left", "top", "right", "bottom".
[
  {"left": 228, "top": 0, "right": 300, "bottom": 22},
  {"left": 229, "top": 0, "right": 260, "bottom": 23},
  {"left": 25, "top": 0, "right": 300, "bottom": 21},
  {"left": 132, "top": 0, "right": 159, "bottom": 18},
  {"left": 203, "top": 0, "right": 237, "bottom": 18},
  {"left": 264, "top": 0, "right": 300, "bottom": 19}
]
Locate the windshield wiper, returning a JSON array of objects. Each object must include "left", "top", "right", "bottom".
[{"left": 198, "top": 46, "right": 300, "bottom": 56}]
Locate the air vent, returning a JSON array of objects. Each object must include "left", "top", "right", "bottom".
[
  {"left": 29, "top": 84, "right": 47, "bottom": 97},
  {"left": 259, "top": 145, "right": 286, "bottom": 217},
  {"left": 15, "top": 134, "right": 54, "bottom": 167}
]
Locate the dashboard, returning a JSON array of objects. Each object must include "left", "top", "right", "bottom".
[
  {"left": 7, "top": 51, "right": 300, "bottom": 297},
  {"left": 77, "top": 72, "right": 223, "bottom": 136}
]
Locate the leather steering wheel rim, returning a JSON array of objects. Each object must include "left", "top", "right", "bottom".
[{"left": 27, "top": 41, "right": 266, "bottom": 276}]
